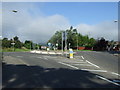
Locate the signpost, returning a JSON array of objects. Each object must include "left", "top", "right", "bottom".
[
  {"left": 11, "top": 42, "right": 15, "bottom": 51},
  {"left": 48, "top": 42, "right": 51, "bottom": 50},
  {"left": 56, "top": 43, "right": 58, "bottom": 50}
]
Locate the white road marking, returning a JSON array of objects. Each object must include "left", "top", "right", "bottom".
[
  {"left": 37, "top": 57, "right": 42, "bottom": 58},
  {"left": 37, "top": 57, "right": 48, "bottom": 60},
  {"left": 96, "top": 75, "right": 120, "bottom": 86},
  {"left": 111, "top": 72, "right": 120, "bottom": 76},
  {"left": 81, "top": 69, "right": 107, "bottom": 72},
  {"left": 86, "top": 60, "right": 100, "bottom": 68},
  {"left": 58, "top": 62, "right": 79, "bottom": 69},
  {"left": 16, "top": 56, "right": 23, "bottom": 57},
  {"left": 76, "top": 60, "right": 84, "bottom": 62},
  {"left": 73, "top": 64, "right": 93, "bottom": 66},
  {"left": 81, "top": 56, "right": 84, "bottom": 59},
  {"left": 64, "top": 61, "right": 86, "bottom": 64},
  {"left": 18, "top": 59, "right": 30, "bottom": 66},
  {"left": 44, "top": 58, "right": 48, "bottom": 60}
]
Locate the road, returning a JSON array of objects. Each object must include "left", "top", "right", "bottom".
[
  {"left": 2, "top": 51, "right": 120, "bottom": 88},
  {"left": 76, "top": 51, "right": 119, "bottom": 74}
]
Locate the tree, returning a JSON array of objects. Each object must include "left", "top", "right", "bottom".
[
  {"left": 93, "top": 37, "right": 108, "bottom": 51},
  {"left": 48, "top": 31, "right": 63, "bottom": 49},
  {"left": 48, "top": 26, "right": 96, "bottom": 49},
  {"left": 2, "top": 38, "right": 12, "bottom": 48},
  {"left": 24, "top": 40, "right": 33, "bottom": 49},
  {"left": 13, "top": 36, "right": 22, "bottom": 48}
]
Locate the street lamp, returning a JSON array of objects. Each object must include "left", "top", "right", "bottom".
[
  {"left": 12, "top": 10, "right": 18, "bottom": 13},
  {"left": 69, "top": 43, "right": 71, "bottom": 49},
  {"left": 61, "top": 31, "right": 64, "bottom": 52},
  {"left": 76, "top": 34, "right": 78, "bottom": 51},
  {"left": 61, "top": 31, "right": 67, "bottom": 51},
  {"left": 114, "top": 20, "right": 118, "bottom": 22}
]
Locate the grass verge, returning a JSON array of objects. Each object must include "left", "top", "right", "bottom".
[{"left": 2, "top": 48, "right": 30, "bottom": 52}]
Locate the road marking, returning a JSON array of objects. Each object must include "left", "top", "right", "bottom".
[
  {"left": 96, "top": 75, "right": 120, "bottom": 86},
  {"left": 111, "top": 72, "right": 120, "bottom": 76},
  {"left": 16, "top": 56, "right": 23, "bottom": 57},
  {"left": 86, "top": 60, "right": 100, "bottom": 68},
  {"left": 73, "top": 64, "right": 93, "bottom": 66},
  {"left": 64, "top": 61, "right": 86, "bottom": 63},
  {"left": 76, "top": 60, "right": 84, "bottom": 62},
  {"left": 18, "top": 59, "right": 30, "bottom": 66},
  {"left": 81, "top": 56, "right": 84, "bottom": 59},
  {"left": 44, "top": 58, "right": 48, "bottom": 60},
  {"left": 37, "top": 57, "right": 42, "bottom": 58},
  {"left": 81, "top": 69, "right": 107, "bottom": 72},
  {"left": 58, "top": 62, "right": 79, "bottom": 69}
]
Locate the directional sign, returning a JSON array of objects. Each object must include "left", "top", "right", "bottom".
[
  {"left": 56, "top": 43, "right": 58, "bottom": 46},
  {"left": 11, "top": 43, "right": 15, "bottom": 45},
  {"left": 48, "top": 43, "right": 51, "bottom": 46}
]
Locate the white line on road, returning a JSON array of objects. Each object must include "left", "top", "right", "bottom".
[
  {"left": 37, "top": 57, "right": 42, "bottom": 58},
  {"left": 81, "top": 56, "right": 84, "bottom": 59},
  {"left": 111, "top": 72, "right": 120, "bottom": 76},
  {"left": 65, "top": 61, "right": 87, "bottom": 64},
  {"left": 81, "top": 69, "right": 107, "bottom": 72},
  {"left": 96, "top": 75, "right": 120, "bottom": 86},
  {"left": 73, "top": 64, "right": 93, "bottom": 66},
  {"left": 44, "top": 58, "right": 48, "bottom": 60},
  {"left": 86, "top": 60, "right": 100, "bottom": 68},
  {"left": 58, "top": 62, "right": 79, "bottom": 69},
  {"left": 16, "top": 56, "right": 23, "bottom": 57},
  {"left": 18, "top": 59, "right": 30, "bottom": 66},
  {"left": 76, "top": 60, "right": 84, "bottom": 62}
]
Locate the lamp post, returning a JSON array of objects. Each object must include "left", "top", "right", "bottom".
[
  {"left": 61, "top": 31, "right": 64, "bottom": 52},
  {"left": 62, "top": 31, "right": 67, "bottom": 51},
  {"left": 65, "top": 31, "right": 67, "bottom": 51},
  {"left": 11, "top": 10, "right": 18, "bottom": 51},
  {"left": 114, "top": 20, "right": 118, "bottom": 22},
  {"left": 69, "top": 43, "right": 71, "bottom": 49},
  {"left": 76, "top": 34, "right": 78, "bottom": 51},
  {"left": 114, "top": 20, "right": 118, "bottom": 41}
]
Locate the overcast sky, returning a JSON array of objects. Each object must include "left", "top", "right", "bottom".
[{"left": 2, "top": 2, "right": 118, "bottom": 43}]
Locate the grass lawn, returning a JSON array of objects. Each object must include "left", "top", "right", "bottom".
[{"left": 2, "top": 48, "right": 30, "bottom": 52}]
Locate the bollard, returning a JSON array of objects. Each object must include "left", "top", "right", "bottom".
[{"left": 69, "top": 49, "right": 73, "bottom": 59}]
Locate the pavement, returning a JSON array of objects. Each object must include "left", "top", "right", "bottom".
[
  {"left": 2, "top": 51, "right": 120, "bottom": 88},
  {"left": 30, "top": 50, "right": 70, "bottom": 55}
]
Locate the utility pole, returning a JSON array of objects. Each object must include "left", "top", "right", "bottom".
[
  {"left": 62, "top": 32, "right": 64, "bottom": 53},
  {"left": 77, "top": 34, "right": 78, "bottom": 51},
  {"left": 65, "top": 31, "right": 67, "bottom": 51}
]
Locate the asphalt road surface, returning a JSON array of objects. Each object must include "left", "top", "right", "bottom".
[{"left": 2, "top": 51, "right": 120, "bottom": 88}]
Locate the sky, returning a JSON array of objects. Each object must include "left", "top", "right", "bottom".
[{"left": 2, "top": 2, "right": 118, "bottom": 43}]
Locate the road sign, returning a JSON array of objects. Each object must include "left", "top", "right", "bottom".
[
  {"left": 56, "top": 43, "right": 58, "bottom": 46},
  {"left": 48, "top": 43, "right": 51, "bottom": 46},
  {"left": 11, "top": 43, "right": 15, "bottom": 45}
]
